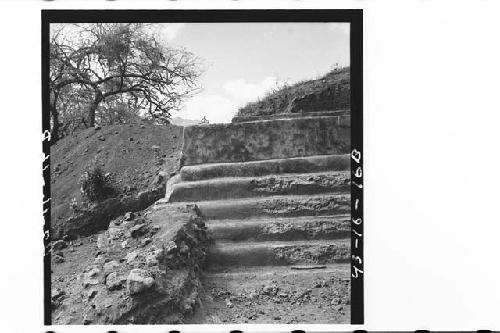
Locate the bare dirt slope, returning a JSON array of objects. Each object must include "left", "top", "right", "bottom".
[{"left": 50, "top": 120, "right": 183, "bottom": 238}]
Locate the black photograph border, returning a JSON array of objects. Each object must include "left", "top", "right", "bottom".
[{"left": 42, "top": 9, "right": 363, "bottom": 325}]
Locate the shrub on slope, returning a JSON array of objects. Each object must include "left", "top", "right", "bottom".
[{"left": 50, "top": 120, "right": 183, "bottom": 238}]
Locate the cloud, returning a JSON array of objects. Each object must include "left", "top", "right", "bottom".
[
  {"left": 174, "top": 94, "right": 238, "bottom": 124},
  {"left": 156, "top": 23, "right": 185, "bottom": 42},
  {"left": 223, "top": 77, "right": 281, "bottom": 105},
  {"left": 175, "top": 76, "right": 290, "bottom": 124},
  {"left": 328, "top": 23, "right": 350, "bottom": 35}
]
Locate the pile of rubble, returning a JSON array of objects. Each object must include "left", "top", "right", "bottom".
[{"left": 51, "top": 203, "right": 208, "bottom": 324}]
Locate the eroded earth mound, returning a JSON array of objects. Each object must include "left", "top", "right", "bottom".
[
  {"left": 50, "top": 120, "right": 183, "bottom": 239},
  {"left": 235, "top": 67, "right": 350, "bottom": 119}
]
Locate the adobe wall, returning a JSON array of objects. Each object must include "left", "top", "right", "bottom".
[{"left": 182, "top": 115, "right": 350, "bottom": 166}]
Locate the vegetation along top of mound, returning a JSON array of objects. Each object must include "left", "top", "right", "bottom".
[
  {"left": 50, "top": 120, "right": 183, "bottom": 239},
  {"left": 235, "top": 67, "right": 350, "bottom": 118}
]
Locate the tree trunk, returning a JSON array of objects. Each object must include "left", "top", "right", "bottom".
[
  {"left": 49, "top": 97, "right": 60, "bottom": 142},
  {"left": 88, "top": 96, "right": 101, "bottom": 127}
]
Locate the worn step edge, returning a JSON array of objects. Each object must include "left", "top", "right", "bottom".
[
  {"left": 196, "top": 193, "right": 350, "bottom": 220},
  {"left": 231, "top": 110, "right": 350, "bottom": 123},
  {"left": 206, "top": 239, "right": 350, "bottom": 267},
  {"left": 207, "top": 215, "right": 350, "bottom": 242},
  {"left": 169, "top": 171, "right": 350, "bottom": 202},
  {"left": 203, "top": 262, "right": 350, "bottom": 277},
  {"left": 179, "top": 154, "right": 350, "bottom": 182}
]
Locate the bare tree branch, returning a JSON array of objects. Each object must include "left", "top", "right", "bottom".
[{"left": 49, "top": 23, "right": 203, "bottom": 139}]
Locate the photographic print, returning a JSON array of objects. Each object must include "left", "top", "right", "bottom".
[{"left": 42, "top": 10, "right": 363, "bottom": 325}]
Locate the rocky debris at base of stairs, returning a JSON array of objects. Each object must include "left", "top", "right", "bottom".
[{"left": 51, "top": 203, "right": 209, "bottom": 325}]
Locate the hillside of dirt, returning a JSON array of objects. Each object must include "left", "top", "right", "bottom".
[
  {"left": 236, "top": 67, "right": 350, "bottom": 118},
  {"left": 50, "top": 119, "right": 183, "bottom": 239}
]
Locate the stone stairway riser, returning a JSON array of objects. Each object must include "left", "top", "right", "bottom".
[
  {"left": 207, "top": 215, "right": 350, "bottom": 242},
  {"left": 206, "top": 240, "right": 350, "bottom": 267},
  {"left": 169, "top": 171, "right": 350, "bottom": 202},
  {"left": 179, "top": 154, "right": 350, "bottom": 182},
  {"left": 196, "top": 194, "right": 350, "bottom": 220}
]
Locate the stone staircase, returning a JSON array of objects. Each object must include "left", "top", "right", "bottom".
[{"left": 166, "top": 111, "right": 351, "bottom": 323}]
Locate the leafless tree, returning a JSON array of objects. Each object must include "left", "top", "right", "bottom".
[{"left": 49, "top": 23, "right": 203, "bottom": 141}]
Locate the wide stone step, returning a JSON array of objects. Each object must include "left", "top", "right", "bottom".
[
  {"left": 179, "top": 154, "right": 350, "bottom": 182},
  {"left": 207, "top": 215, "right": 350, "bottom": 242},
  {"left": 206, "top": 239, "right": 350, "bottom": 267},
  {"left": 168, "top": 171, "right": 350, "bottom": 202},
  {"left": 196, "top": 193, "right": 350, "bottom": 220}
]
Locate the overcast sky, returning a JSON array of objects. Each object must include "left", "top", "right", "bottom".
[{"left": 162, "top": 23, "right": 350, "bottom": 123}]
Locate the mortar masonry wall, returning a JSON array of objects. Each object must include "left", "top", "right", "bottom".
[{"left": 182, "top": 115, "right": 350, "bottom": 166}]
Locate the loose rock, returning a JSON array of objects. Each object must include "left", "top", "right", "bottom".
[
  {"left": 94, "top": 254, "right": 106, "bottom": 265},
  {"left": 83, "top": 314, "right": 93, "bottom": 325},
  {"left": 127, "top": 268, "right": 154, "bottom": 295},
  {"left": 97, "top": 233, "right": 110, "bottom": 250},
  {"left": 140, "top": 238, "right": 152, "bottom": 247},
  {"left": 179, "top": 241, "right": 189, "bottom": 254},
  {"left": 165, "top": 241, "right": 177, "bottom": 254},
  {"left": 53, "top": 254, "right": 65, "bottom": 264},
  {"left": 125, "top": 250, "right": 139, "bottom": 264},
  {"left": 106, "top": 272, "right": 126, "bottom": 291},
  {"left": 225, "top": 298, "right": 233, "bottom": 308},
  {"left": 130, "top": 224, "right": 148, "bottom": 238},
  {"left": 103, "top": 260, "right": 120, "bottom": 276},
  {"left": 82, "top": 267, "right": 100, "bottom": 288},
  {"left": 51, "top": 289, "right": 65, "bottom": 308},
  {"left": 262, "top": 282, "right": 279, "bottom": 296},
  {"left": 52, "top": 240, "right": 67, "bottom": 251}
]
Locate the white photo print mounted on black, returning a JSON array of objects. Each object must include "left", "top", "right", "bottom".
[{"left": 42, "top": 9, "right": 363, "bottom": 325}]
